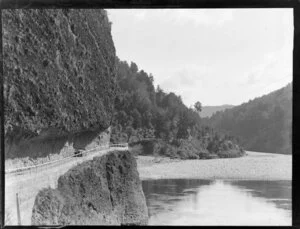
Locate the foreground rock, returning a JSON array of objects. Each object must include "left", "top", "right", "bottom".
[{"left": 31, "top": 151, "right": 148, "bottom": 225}]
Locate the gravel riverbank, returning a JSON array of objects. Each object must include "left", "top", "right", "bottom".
[{"left": 136, "top": 151, "right": 292, "bottom": 181}]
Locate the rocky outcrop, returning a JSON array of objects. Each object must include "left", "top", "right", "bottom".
[
  {"left": 31, "top": 151, "right": 148, "bottom": 225},
  {"left": 3, "top": 9, "right": 117, "bottom": 159}
]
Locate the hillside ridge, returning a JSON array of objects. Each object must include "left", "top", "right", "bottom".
[
  {"left": 199, "top": 105, "right": 235, "bottom": 118},
  {"left": 205, "top": 82, "right": 292, "bottom": 154}
]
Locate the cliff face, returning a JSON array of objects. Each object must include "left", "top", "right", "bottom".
[
  {"left": 3, "top": 9, "right": 117, "bottom": 159},
  {"left": 31, "top": 151, "right": 149, "bottom": 225}
]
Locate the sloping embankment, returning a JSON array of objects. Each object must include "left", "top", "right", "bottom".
[{"left": 31, "top": 150, "right": 148, "bottom": 225}]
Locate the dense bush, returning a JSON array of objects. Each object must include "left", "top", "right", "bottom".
[
  {"left": 216, "top": 140, "right": 245, "bottom": 158},
  {"left": 112, "top": 59, "right": 244, "bottom": 159},
  {"left": 129, "top": 138, "right": 244, "bottom": 160}
]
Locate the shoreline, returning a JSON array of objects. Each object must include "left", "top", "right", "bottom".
[{"left": 136, "top": 151, "right": 292, "bottom": 181}]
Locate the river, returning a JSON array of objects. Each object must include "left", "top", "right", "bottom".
[{"left": 142, "top": 179, "right": 291, "bottom": 225}]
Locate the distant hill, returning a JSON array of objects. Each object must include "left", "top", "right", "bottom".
[
  {"left": 206, "top": 83, "right": 292, "bottom": 154},
  {"left": 199, "top": 105, "right": 235, "bottom": 118}
]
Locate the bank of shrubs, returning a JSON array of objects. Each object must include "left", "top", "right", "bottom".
[{"left": 129, "top": 138, "right": 244, "bottom": 160}]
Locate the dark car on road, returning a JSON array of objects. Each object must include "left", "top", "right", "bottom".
[{"left": 73, "top": 149, "right": 84, "bottom": 157}]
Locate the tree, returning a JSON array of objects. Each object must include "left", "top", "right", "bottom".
[
  {"left": 117, "top": 110, "right": 127, "bottom": 126},
  {"left": 143, "top": 110, "right": 153, "bottom": 129},
  {"left": 176, "top": 111, "right": 189, "bottom": 139},
  {"left": 125, "top": 126, "right": 135, "bottom": 142},
  {"left": 194, "top": 101, "right": 202, "bottom": 113},
  {"left": 132, "top": 109, "right": 142, "bottom": 129},
  {"left": 154, "top": 111, "right": 170, "bottom": 140},
  {"left": 130, "top": 62, "right": 138, "bottom": 73}
]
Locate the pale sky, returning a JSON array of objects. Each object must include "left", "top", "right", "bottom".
[{"left": 106, "top": 9, "right": 293, "bottom": 107}]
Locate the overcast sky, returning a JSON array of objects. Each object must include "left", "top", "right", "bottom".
[{"left": 106, "top": 9, "right": 293, "bottom": 107}]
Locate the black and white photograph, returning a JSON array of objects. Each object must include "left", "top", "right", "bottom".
[{"left": 3, "top": 6, "right": 293, "bottom": 226}]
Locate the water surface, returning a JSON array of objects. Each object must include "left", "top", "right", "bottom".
[{"left": 142, "top": 179, "right": 291, "bottom": 225}]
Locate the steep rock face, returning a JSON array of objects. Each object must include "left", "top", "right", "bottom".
[
  {"left": 3, "top": 9, "right": 117, "bottom": 158},
  {"left": 31, "top": 151, "right": 149, "bottom": 225}
]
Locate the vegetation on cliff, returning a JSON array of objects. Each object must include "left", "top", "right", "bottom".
[
  {"left": 3, "top": 9, "right": 117, "bottom": 138},
  {"left": 204, "top": 83, "right": 292, "bottom": 154},
  {"left": 110, "top": 58, "right": 244, "bottom": 159}
]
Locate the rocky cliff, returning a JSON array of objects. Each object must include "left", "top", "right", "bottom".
[
  {"left": 31, "top": 150, "right": 148, "bottom": 225},
  {"left": 3, "top": 9, "right": 117, "bottom": 159}
]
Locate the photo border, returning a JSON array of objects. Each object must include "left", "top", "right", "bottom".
[{"left": 0, "top": 1, "right": 298, "bottom": 228}]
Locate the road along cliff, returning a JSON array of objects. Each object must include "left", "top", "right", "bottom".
[
  {"left": 3, "top": 9, "right": 148, "bottom": 226},
  {"left": 5, "top": 145, "right": 127, "bottom": 225}
]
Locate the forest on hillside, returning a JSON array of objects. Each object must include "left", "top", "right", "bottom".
[
  {"left": 110, "top": 58, "right": 245, "bottom": 159},
  {"left": 199, "top": 105, "right": 235, "bottom": 118},
  {"left": 203, "top": 83, "right": 292, "bottom": 154}
]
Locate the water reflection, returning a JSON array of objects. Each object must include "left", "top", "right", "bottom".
[
  {"left": 142, "top": 179, "right": 291, "bottom": 226},
  {"left": 229, "top": 180, "right": 291, "bottom": 211}
]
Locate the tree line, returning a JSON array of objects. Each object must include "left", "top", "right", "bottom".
[{"left": 110, "top": 58, "right": 244, "bottom": 159}]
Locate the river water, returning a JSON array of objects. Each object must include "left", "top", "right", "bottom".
[{"left": 142, "top": 179, "right": 291, "bottom": 225}]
